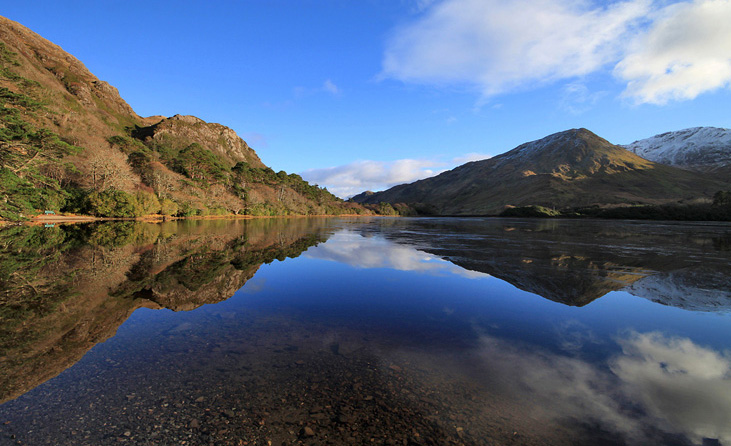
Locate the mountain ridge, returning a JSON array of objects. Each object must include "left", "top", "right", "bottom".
[
  {"left": 622, "top": 126, "right": 731, "bottom": 175},
  {"left": 351, "top": 128, "right": 728, "bottom": 215}
]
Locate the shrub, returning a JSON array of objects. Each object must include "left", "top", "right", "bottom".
[
  {"left": 499, "top": 205, "right": 561, "bottom": 218},
  {"left": 85, "top": 189, "right": 140, "bottom": 217},
  {"left": 135, "top": 190, "right": 161, "bottom": 215},
  {"left": 160, "top": 198, "right": 178, "bottom": 216},
  {"left": 176, "top": 201, "right": 197, "bottom": 217},
  {"left": 713, "top": 190, "right": 731, "bottom": 207},
  {"left": 377, "top": 202, "right": 398, "bottom": 216}
]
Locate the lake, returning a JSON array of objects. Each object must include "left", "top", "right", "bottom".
[{"left": 1, "top": 217, "right": 730, "bottom": 446}]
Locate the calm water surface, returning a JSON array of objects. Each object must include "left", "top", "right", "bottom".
[{"left": 1, "top": 217, "right": 730, "bottom": 446}]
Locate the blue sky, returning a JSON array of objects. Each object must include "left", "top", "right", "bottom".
[{"left": 3, "top": 0, "right": 730, "bottom": 197}]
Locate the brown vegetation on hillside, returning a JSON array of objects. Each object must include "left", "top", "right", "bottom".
[{"left": 0, "top": 16, "right": 369, "bottom": 220}]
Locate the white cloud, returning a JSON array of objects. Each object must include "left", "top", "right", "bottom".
[
  {"left": 300, "top": 158, "right": 446, "bottom": 198},
  {"left": 301, "top": 153, "right": 496, "bottom": 198},
  {"left": 615, "top": 0, "right": 731, "bottom": 104},
  {"left": 382, "top": 0, "right": 650, "bottom": 97},
  {"left": 383, "top": 0, "right": 731, "bottom": 105}
]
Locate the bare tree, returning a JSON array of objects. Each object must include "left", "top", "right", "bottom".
[
  {"left": 151, "top": 167, "right": 177, "bottom": 199},
  {"left": 87, "top": 150, "right": 134, "bottom": 190}
]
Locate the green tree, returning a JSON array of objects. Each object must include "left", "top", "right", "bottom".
[
  {"left": 134, "top": 190, "right": 161, "bottom": 215},
  {"left": 85, "top": 189, "right": 140, "bottom": 217},
  {"left": 160, "top": 198, "right": 179, "bottom": 216},
  {"left": 172, "top": 143, "right": 229, "bottom": 185}
]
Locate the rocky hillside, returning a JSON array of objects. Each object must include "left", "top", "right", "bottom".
[
  {"left": 622, "top": 126, "right": 731, "bottom": 176},
  {"left": 0, "top": 16, "right": 366, "bottom": 220},
  {"left": 132, "top": 114, "right": 265, "bottom": 169},
  {"left": 352, "top": 128, "right": 727, "bottom": 215}
]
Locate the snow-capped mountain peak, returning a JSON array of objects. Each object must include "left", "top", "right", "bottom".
[{"left": 622, "top": 127, "right": 731, "bottom": 172}]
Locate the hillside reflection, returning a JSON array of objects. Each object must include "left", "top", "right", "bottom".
[
  {"left": 360, "top": 218, "right": 731, "bottom": 309},
  {"left": 2, "top": 217, "right": 729, "bottom": 405},
  {"left": 0, "top": 218, "right": 335, "bottom": 403},
  {"left": 1, "top": 218, "right": 730, "bottom": 446}
]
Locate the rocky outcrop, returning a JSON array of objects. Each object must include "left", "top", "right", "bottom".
[{"left": 133, "top": 114, "right": 265, "bottom": 168}]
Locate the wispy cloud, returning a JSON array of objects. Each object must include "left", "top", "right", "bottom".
[
  {"left": 560, "top": 81, "right": 608, "bottom": 114},
  {"left": 265, "top": 79, "right": 341, "bottom": 109},
  {"left": 322, "top": 79, "right": 340, "bottom": 95},
  {"left": 382, "top": 0, "right": 650, "bottom": 97},
  {"left": 294, "top": 79, "right": 342, "bottom": 98},
  {"left": 301, "top": 153, "right": 493, "bottom": 198},
  {"left": 240, "top": 132, "right": 268, "bottom": 148},
  {"left": 382, "top": 0, "right": 731, "bottom": 105},
  {"left": 300, "top": 158, "right": 445, "bottom": 198}
]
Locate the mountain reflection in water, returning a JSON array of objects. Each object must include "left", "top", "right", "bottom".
[
  {"left": 0, "top": 218, "right": 335, "bottom": 404},
  {"left": 357, "top": 218, "right": 731, "bottom": 309},
  {"left": 0, "top": 217, "right": 729, "bottom": 446}
]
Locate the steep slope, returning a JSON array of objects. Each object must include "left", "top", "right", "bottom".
[
  {"left": 622, "top": 127, "right": 731, "bottom": 177},
  {"left": 353, "top": 128, "right": 726, "bottom": 215},
  {"left": 0, "top": 16, "right": 365, "bottom": 219},
  {"left": 0, "top": 16, "right": 144, "bottom": 142}
]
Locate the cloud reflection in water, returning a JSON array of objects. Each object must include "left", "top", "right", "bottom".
[
  {"left": 305, "top": 231, "right": 488, "bottom": 279},
  {"left": 612, "top": 332, "right": 731, "bottom": 445},
  {"left": 468, "top": 331, "right": 731, "bottom": 445},
  {"left": 304, "top": 228, "right": 730, "bottom": 444}
]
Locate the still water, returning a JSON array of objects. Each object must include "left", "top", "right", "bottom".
[{"left": 0, "top": 217, "right": 730, "bottom": 446}]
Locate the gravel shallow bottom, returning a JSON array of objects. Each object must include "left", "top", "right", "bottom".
[{"left": 1, "top": 309, "right": 589, "bottom": 446}]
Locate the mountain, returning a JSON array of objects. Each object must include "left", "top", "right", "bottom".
[
  {"left": 622, "top": 127, "right": 731, "bottom": 176},
  {"left": 352, "top": 128, "right": 726, "bottom": 215},
  {"left": 0, "top": 16, "right": 366, "bottom": 220}
]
